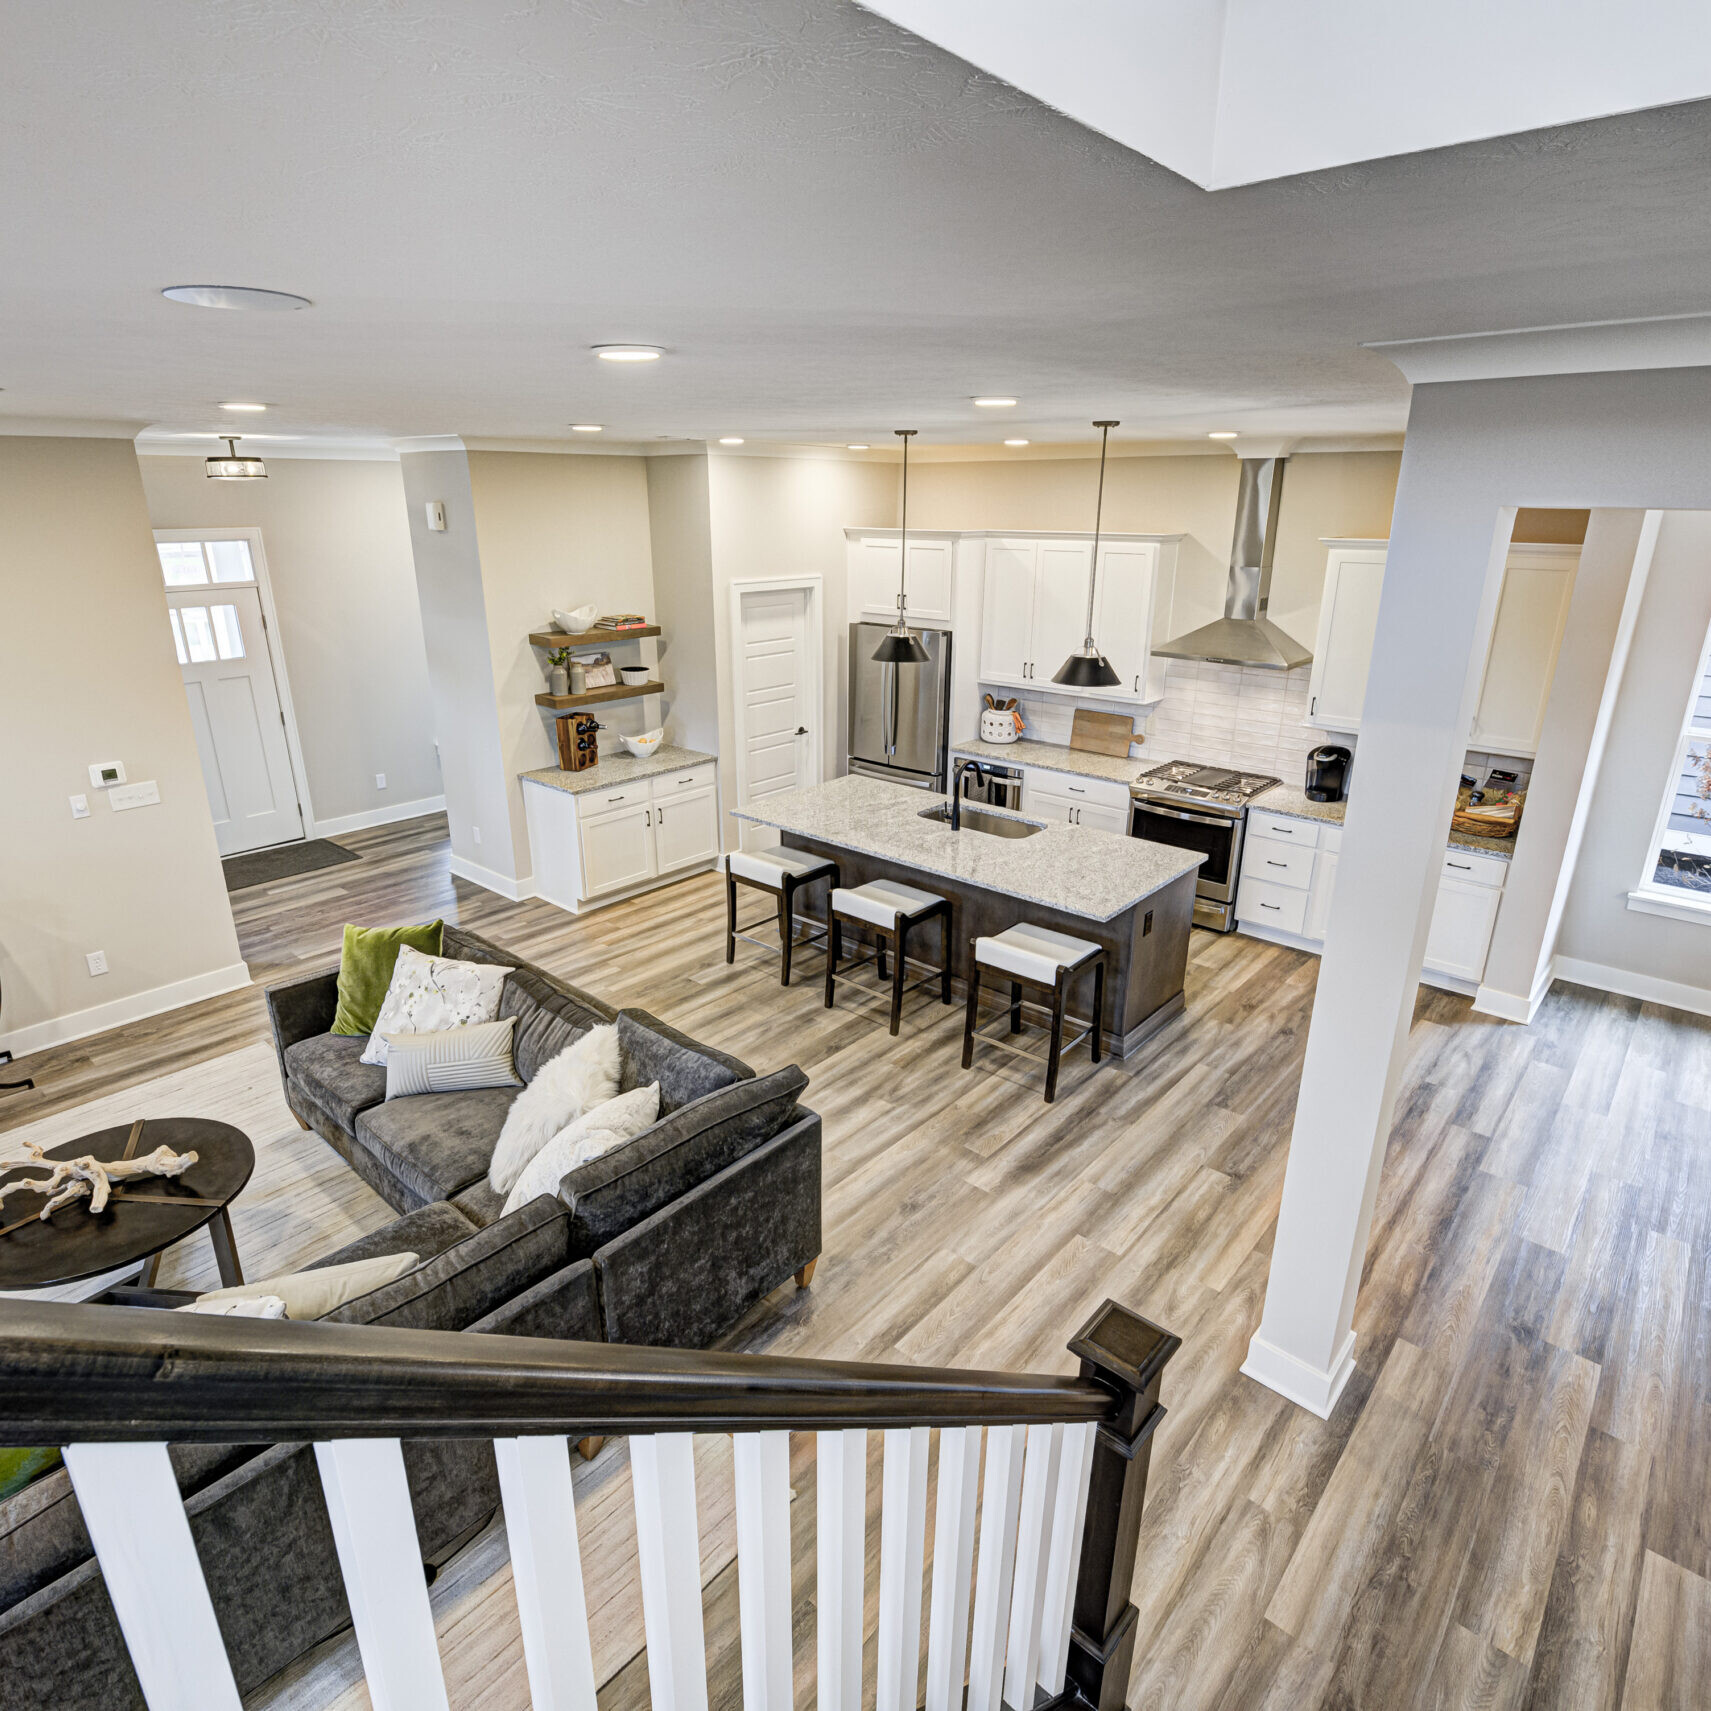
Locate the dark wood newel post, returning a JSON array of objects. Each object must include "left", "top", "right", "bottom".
[{"left": 1062, "top": 1299, "right": 1181, "bottom": 1711}]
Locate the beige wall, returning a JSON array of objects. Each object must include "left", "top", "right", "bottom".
[
  {"left": 139, "top": 454, "right": 440, "bottom": 828},
  {"left": 0, "top": 436, "right": 244, "bottom": 1053},
  {"left": 645, "top": 454, "right": 721, "bottom": 757}
]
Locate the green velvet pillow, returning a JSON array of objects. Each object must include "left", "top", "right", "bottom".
[
  {"left": 0, "top": 1447, "right": 61, "bottom": 1501},
  {"left": 330, "top": 920, "right": 444, "bottom": 1036}
]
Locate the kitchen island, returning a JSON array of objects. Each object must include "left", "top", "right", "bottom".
[{"left": 734, "top": 774, "right": 1202, "bottom": 1054}]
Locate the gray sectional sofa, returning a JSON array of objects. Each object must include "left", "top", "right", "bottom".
[{"left": 0, "top": 923, "right": 821, "bottom": 1709}]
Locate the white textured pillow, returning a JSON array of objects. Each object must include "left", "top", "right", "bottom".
[
  {"left": 187, "top": 1252, "right": 420, "bottom": 1320},
  {"left": 384, "top": 1016, "right": 522, "bottom": 1099},
  {"left": 487, "top": 1023, "right": 621, "bottom": 1194},
  {"left": 177, "top": 1294, "right": 288, "bottom": 1319},
  {"left": 502, "top": 1083, "right": 660, "bottom": 1217},
  {"left": 361, "top": 946, "right": 513, "bottom": 1067}
]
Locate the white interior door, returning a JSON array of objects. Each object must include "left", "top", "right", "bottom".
[
  {"left": 737, "top": 586, "right": 814, "bottom": 827},
  {"left": 158, "top": 536, "right": 303, "bottom": 855}
]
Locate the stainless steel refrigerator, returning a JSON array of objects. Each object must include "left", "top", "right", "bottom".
[{"left": 848, "top": 622, "right": 952, "bottom": 790}]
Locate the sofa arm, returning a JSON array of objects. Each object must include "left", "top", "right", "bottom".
[
  {"left": 265, "top": 968, "right": 340, "bottom": 1078},
  {"left": 465, "top": 1259, "right": 603, "bottom": 1344},
  {"left": 593, "top": 1108, "right": 821, "bottom": 1349}
]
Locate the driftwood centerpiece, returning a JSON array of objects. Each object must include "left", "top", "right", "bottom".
[{"left": 0, "top": 1140, "right": 199, "bottom": 1219}]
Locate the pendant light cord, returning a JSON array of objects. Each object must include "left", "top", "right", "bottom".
[
  {"left": 895, "top": 428, "right": 915, "bottom": 622},
  {"left": 1082, "top": 420, "right": 1117, "bottom": 646}
]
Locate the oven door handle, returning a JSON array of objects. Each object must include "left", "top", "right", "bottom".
[{"left": 1133, "top": 801, "right": 1241, "bottom": 825}]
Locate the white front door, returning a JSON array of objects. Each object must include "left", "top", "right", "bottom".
[
  {"left": 157, "top": 535, "right": 304, "bottom": 855},
  {"left": 736, "top": 586, "right": 813, "bottom": 832}
]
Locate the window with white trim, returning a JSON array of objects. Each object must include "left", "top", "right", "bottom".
[{"left": 1637, "top": 615, "right": 1711, "bottom": 907}]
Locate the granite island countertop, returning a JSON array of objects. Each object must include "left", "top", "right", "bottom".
[
  {"left": 734, "top": 774, "right": 1201, "bottom": 922},
  {"left": 521, "top": 744, "right": 716, "bottom": 796}
]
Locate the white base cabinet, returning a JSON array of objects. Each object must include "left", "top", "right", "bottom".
[
  {"left": 525, "top": 762, "right": 720, "bottom": 913},
  {"left": 1020, "top": 769, "right": 1131, "bottom": 832}
]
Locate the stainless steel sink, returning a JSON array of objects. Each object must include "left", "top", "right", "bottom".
[{"left": 919, "top": 803, "right": 1042, "bottom": 839}]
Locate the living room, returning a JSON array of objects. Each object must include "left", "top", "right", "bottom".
[{"left": 5, "top": 7, "right": 1711, "bottom": 1710}]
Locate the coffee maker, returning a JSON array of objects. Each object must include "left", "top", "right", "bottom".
[{"left": 1304, "top": 744, "right": 1351, "bottom": 803}]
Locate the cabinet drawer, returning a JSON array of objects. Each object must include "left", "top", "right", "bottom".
[
  {"left": 1441, "top": 848, "right": 1507, "bottom": 889},
  {"left": 578, "top": 782, "right": 650, "bottom": 818},
  {"left": 1247, "top": 811, "right": 1320, "bottom": 849},
  {"left": 1236, "top": 875, "right": 1309, "bottom": 935},
  {"left": 1243, "top": 836, "right": 1315, "bottom": 891},
  {"left": 1027, "top": 769, "right": 1130, "bottom": 811},
  {"left": 651, "top": 764, "right": 717, "bottom": 801}
]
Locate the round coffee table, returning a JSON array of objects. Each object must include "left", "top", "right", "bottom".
[{"left": 0, "top": 1117, "right": 254, "bottom": 1293}]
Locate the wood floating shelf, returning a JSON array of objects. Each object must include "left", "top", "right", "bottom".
[
  {"left": 535, "top": 680, "right": 664, "bottom": 710},
  {"left": 528, "top": 626, "right": 660, "bottom": 648}
]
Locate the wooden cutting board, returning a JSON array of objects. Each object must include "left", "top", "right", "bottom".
[{"left": 1070, "top": 708, "right": 1137, "bottom": 758}]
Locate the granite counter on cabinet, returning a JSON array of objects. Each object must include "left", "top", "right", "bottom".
[
  {"left": 950, "top": 736, "right": 1147, "bottom": 788},
  {"left": 1255, "top": 783, "right": 1517, "bottom": 859},
  {"left": 521, "top": 743, "right": 716, "bottom": 797}
]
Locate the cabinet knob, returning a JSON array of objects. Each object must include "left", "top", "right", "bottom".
[{"left": 795, "top": 726, "right": 809, "bottom": 736}]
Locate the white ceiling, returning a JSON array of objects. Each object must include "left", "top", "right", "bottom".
[{"left": 4, "top": 1, "right": 1710, "bottom": 452}]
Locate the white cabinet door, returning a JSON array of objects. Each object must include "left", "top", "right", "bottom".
[
  {"left": 1029, "top": 542, "right": 1094, "bottom": 687},
  {"left": 900, "top": 538, "right": 955, "bottom": 625},
  {"left": 1470, "top": 546, "right": 1576, "bottom": 756},
  {"left": 1022, "top": 781, "right": 1079, "bottom": 825},
  {"left": 852, "top": 537, "right": 905, "bottom": 621},
  {"left": 1304, "top": 849, "right": 1338, "bottom": 941},
  {"left": 855, "top": 537, "right": 955, "bottom": 625},
  {"left": 1307, "top": 547, "right": 1387, "bottom": 731},
  {"left": 1074, "top": 800, "right": 1129, "bottom": 833},
  {"left": 653, "top": 787, "right": 718, "bottom": 873},
  {"left": 981, "top": 540, "right": 1037, "bottom": 687},
  {"left": 1094, "top": 540, "right": 1159, "bottom": 703},
  {"left": 579, "top": 802, "right": 657, "bottom": 897},
  {"left": 1424, "top": 877, "right": 1501, "bottom": 981}
]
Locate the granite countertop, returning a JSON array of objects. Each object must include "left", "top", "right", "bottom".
[
  {"left": 1254, "top": 783, "right": 1516, "bottom": 860},
  {"left": 733, "top": 774, "right": 1201, "bottom": 922},
  {"left": 521, "top": 744, "right": 716, "bottom": 796},
  {"left": 950, "top": 736, "right": 1146, "bottom": 787}
]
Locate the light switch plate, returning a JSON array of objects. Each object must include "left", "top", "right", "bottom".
[
  {"left": 70, "top": 794, "right": 90, "bottom": 819},
  {"left": 110, "top": 780, "right": 161, "bottom": 812},
  {"left": 425, "top": 500, "right": 447, "bottom": 531},
  {"left": 89, "top": 761, "right": 126, "bottom": 788}
]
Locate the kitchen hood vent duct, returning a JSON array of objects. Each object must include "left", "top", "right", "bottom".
[{"left": 1153, "top": 456, "right": 1311, "bottom": 670}]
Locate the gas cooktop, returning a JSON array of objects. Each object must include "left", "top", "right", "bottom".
[{"left": 1132, "top": 760, "right": 1281, "bottom": 807}]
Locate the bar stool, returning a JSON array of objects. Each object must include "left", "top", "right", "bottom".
[
  {"left": 962, "top": 922, "right": 1105, "bottom": 1102},
  {"left": 824, "top": 879, "right": 953, "bottom": 1036},
  {"left": 725, "top": 848, "right": 841, "bottom": 986}
]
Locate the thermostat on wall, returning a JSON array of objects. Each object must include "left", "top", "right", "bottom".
[{"left": 89, "top": 761, "right": 126, "bottom": 788}]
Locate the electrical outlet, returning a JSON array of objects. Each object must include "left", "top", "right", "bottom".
[
  {"left": 86, "top": 950, "right": 108, "bottom": 976},
  {"left": 375, "top": 772, "right": 387, "bottom": 789},
  {"left": 69, "top": 793, "right": 90, "bottom": 819},
  {"left": 472, "top": 825, "right": 481, "bottom": 845}
]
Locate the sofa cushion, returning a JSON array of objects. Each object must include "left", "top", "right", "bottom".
[
  {"left": 500, "top": 966, "right": 614, "bottom": 1082},
  {"left": 466, "top": 1258, "right": 603, "bottom": 1343},
  {"left": 308, "top": 1201, "right": 478, "bottom": 1271},
  {"left": 353, "top": 1085, "right": 522, "bottom": 1207},
  {"left": 451, "top": 1178, "right": 507, "bottom": 1228},
  {"left": 615, "top": 1008, "right": 751, "bottom": 1114},
  {"left": 322, "top": 1194, "right": 572, "bottom": 1331},
  {"left": 284, "top": 1033, "right": 387, "bottom": 1132},
  {"left": 562, "top": 1064, "right": 808, "bottom": 1256}
]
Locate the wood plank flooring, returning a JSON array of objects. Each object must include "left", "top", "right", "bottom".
[{"left": 6, "top": 812, "right": 1709, "bottom": 1710}]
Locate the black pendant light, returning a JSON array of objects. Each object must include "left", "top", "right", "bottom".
[
  {"left": 1052, "top": 419, "right": 1122, "bottom": 687},
  {"left": 872, "top": 428, "right": 930, "bottom": 664}
]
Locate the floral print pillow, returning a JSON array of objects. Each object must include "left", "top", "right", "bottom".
[{"left": 360, "top": 946, "right": 515, "bottom": 1067}]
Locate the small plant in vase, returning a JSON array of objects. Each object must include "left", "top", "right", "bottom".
[{"left": 546, "top": 647, "right": 572, "bottom": 697}]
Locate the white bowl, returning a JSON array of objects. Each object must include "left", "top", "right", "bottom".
[
  {"left": 619, "top": 664, "right": 651, "bottom": 685},
  {"left": 619, "top": 728, "right": 664, "bottom": 757},
  {"left": 553, "top": 603, "right": 599, "bottom": 634}
]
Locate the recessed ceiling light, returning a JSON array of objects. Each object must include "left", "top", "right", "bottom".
[
  {"left": 1004, "top": 438, "right": 1030, "bottom": 447},
  {"left": 1208, "top": 431, "right": 1239, "bottom": 439},
  {"left": 220, "top": 401, "right": 267, "bottom": 412},
  {"left": 163, "top": 285, "right": 311, "bottom": 311},
  {"left": 719, "top": 436, "right": 744, "bottom": 446},
  {"left": 847, "top": 443, "right": 870, "bottom": 450},
  {"left": 593, "top": 344, "right": 664, "bottom": 362},
  {"left": 570, "top": 424, "right": 603, "bottom": 433},
  {"left": 973, "top": 397, "right": 1017, "bottom": 408}
]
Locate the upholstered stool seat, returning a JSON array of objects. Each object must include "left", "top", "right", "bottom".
[
  {"left": 724, "top": 848, "right": 840, "bottom": 986},
  {"left": 825, "top": 880, "right": 952, "bottom": 1036},
  {"left": 963, "top": 921, "right": 1106, "bottom": 1102}
]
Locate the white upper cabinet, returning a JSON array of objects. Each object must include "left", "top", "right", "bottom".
[
  {"left": 1306, "top": 541, "right": 1387, "bottom": 731},
  {"left": 1095, "top": 540, "right": 1166, "bottom": 700},
  {"left": 981, "top": 539, "right": 1039, "bottom": 685},
  {"left": 850, "top": 533, "right": 956, "bottom": 627},
  {"left": 1469, "top": 544, "right": 1577, "bottom": 757},
  {"left": 1029, "top": 541, "right": 1094, "bottom": 687}
]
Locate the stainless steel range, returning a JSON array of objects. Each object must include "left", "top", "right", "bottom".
[{"left": 1128, "top": 761, "right": 1280, "bottom": 931}]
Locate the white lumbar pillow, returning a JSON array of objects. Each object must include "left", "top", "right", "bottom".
[
  {"left": 177, "top": 1294, "right": 288, "bottom": 1319},
  {"left": 183, "top": 1252, "right": 420, "bottom": 1320},
  {"left": 503, "top": 1083, "right": 661, "bottom": 1217},
  {"left": 361, "top": 946, "right": 513, "bottom": 1067},
  {"left": 487, "top": 1023, "right": 621, "bottom": 1194}
]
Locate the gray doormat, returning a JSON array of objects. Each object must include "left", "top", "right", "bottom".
[{"left": 223, "top": 839, "right": 360, "bottom": 892}]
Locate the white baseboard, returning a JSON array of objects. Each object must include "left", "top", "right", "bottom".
[
  {"left": 1241, "top": 1328, "right": 1358, "bottom": 1419},
  {"left": 313, "top": 795, "right": 446, "bottom": 839},
  {"left": 1553, "top": 955, "right": 1711, "bottom": 1020},
  {"left": 1474, "top": 956, "right": 1556, "bottom": 1024},
  {"left": 1, "top": 961, "right": 252, "bottom": 1060},
  {"left": 448, "top": 853, "right": 537, "bottom": 903}
]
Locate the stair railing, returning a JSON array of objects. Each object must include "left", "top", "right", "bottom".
[{"left": 0, "top": 1294, "right": 1177, "bottom": 1711}]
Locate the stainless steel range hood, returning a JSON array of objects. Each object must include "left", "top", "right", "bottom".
[{"left": 1153, "top": 455, "right": 1311, "bottom": 670}]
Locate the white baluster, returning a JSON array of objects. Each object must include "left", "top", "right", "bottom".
[
  {"left": 924, "top": 1426, "right": 981, "bottom": 1711},
  {"left": 495, "top": 1435, "right": 598, "bottom": 1711},
  {"left": 734, "top": 1431, "right": 794, "bottom": 1711},
  {"left": 1037, "top": 1421, "right": 1096, "bottom": 1697},
  {"left": 876, "top": 1426, "right": 930, "bottom": 1711},
  {"left": 965, "top": 1423, "right": 1027, "bottom": 1711},
  {"left": 1003, "top": 1423, "right": 1063, "bottom": 1711},
  {"left": 315, "top": 1438, "right": 451, "bottom": 1711},
  {"left": 63, "top": 1442, "right": 243, "bottom": 1711},
  {"left": 632, "top": 1433, "right": 709, "bottom": 1711},
  {"left": 816, "top": 1428, "right": 866, "bottom": 1711}
]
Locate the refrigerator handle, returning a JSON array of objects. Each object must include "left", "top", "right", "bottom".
[{"left": 882, "top": 662, "right": 897, "bottom": 756}]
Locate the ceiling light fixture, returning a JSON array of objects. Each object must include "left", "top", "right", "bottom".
[
  {"left": 162, "top": 285, "right": 311, "bottom": 311},
  {"left": 973, "top": 397, "right": 1017, "bottom": 408},
  {"left": 219, "top": 402, "right": 267, "bottom": 412},
  {"left": 205, "top": 437, "right": 266, "bottom": 480},
  {"left": 719, "top": 437, "right": 744, "bottom": 445},
  {"left": 593, "top": 345, "right": 664, "bottom": 362},
  {"left": 872, "top": 430, "right": 929, "bottom": 666},
  {"left": 1004, "top": 438, "right": 1030, "bottom": 447},
  {"left": 1208, "top": 431, "right": 1239, "bottom": 439},
  {"left": 570, "top": 424, "right": 603, "bottom": 433},
  {"left": 847, "top": 443, "right": 870, "bottom": 451},
  {"left": 1052, "top": 420, "right": 1122, "bottom": 688}
]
